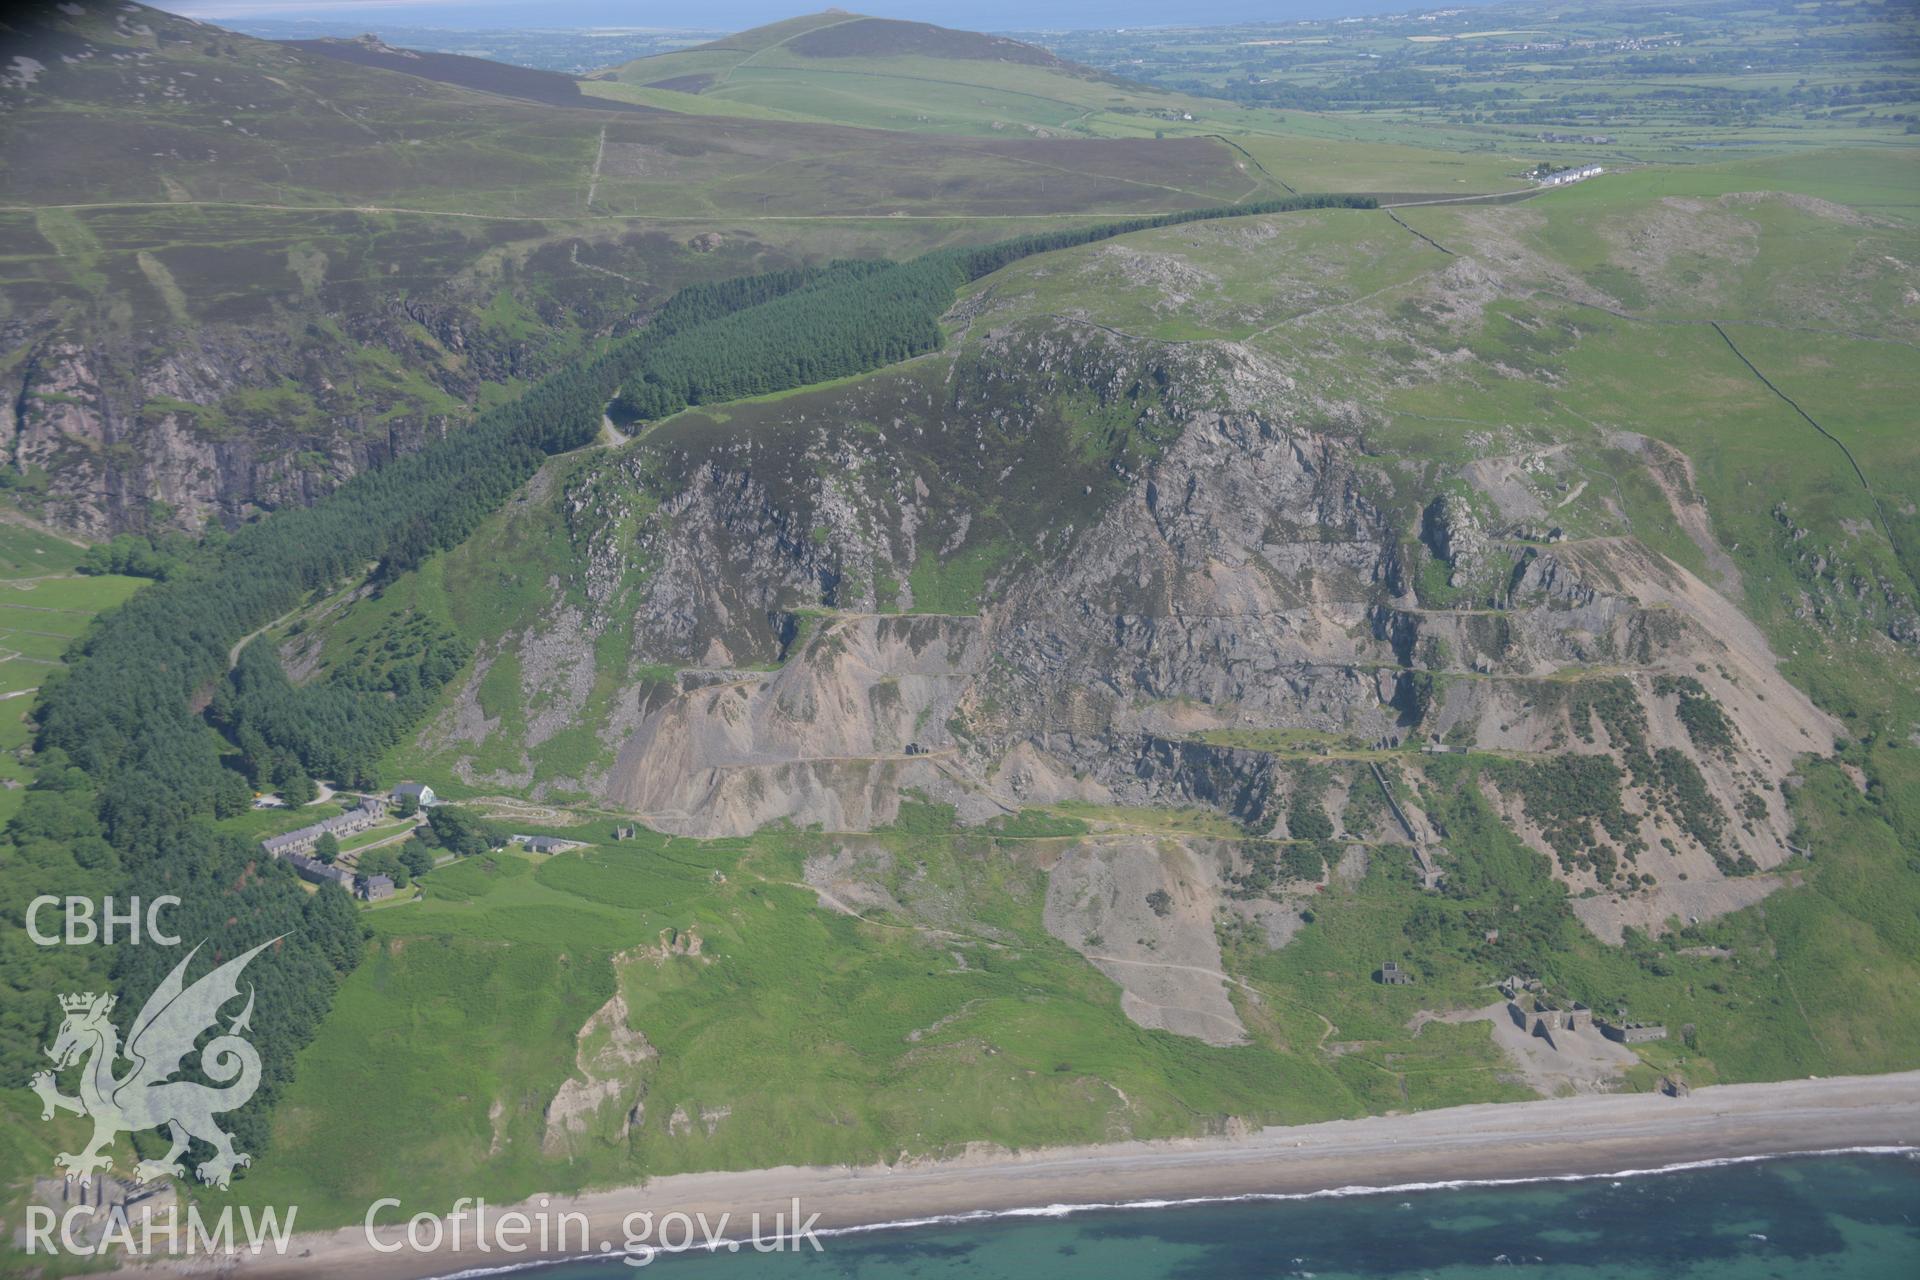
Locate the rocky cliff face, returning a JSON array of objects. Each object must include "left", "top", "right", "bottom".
[
  {"left": 407, "top": 310, "right": 1835, "bottom": 944},
  {"left": 604, "top": 613, "right": 991, "bottom": 836},
  {"left": 0, "top": 226, "right": 778, "bottom": 536},
  {"left": 4, "top": 324, "right": 442, "bottom": 535},
  {"left": 0, "top": 0, "right": 802, "bottom": 538}
]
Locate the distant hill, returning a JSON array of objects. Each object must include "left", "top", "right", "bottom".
[
  {"left": 587, "top": 9, "right": 1180, "bottom": 136},
  {"left": 603, "top": 10, "right": 1087, "bottom": 91},
  {"left": 285, "top": 33, "right": 655, "bottom": 111},
  {"left": 780, "top": 15, "right": 1069, "bottom": 67}
]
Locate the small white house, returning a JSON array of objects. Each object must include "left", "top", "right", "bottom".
[{"left": 391, "top": 781, "right": 437, "bottom": 808}]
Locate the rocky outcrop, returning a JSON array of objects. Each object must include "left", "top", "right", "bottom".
[
  {"left": 541, "top": 987, "right": 656, "bottom": 1159},
  {"left": 976, "top": 399, "right": 1400, "bottom": 771},
  {"left": 0, "top": 326, "right": 458, "bottom": 536},
  {"left": 414, "top": 312, "right": 1836, "bottom": 947},
  {"left": 0, "top": 215, "right": 785, "bottom": 536},
  {"left": 621, "top": 459, "right": 847, "bottom": 669},
  {"left": 605, "top": 614, "right": 991, "bottom": 836},
  {"left": 1422, "top": 493, "right": 1487, "bottom": 586}
]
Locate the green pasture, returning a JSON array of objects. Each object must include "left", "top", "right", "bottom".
[
  {"left": 0, "top": 531, "right": 144, "bottom": 825},
  {"left": 222, "top": 733, "right": 1920, "bottom": 1229}
]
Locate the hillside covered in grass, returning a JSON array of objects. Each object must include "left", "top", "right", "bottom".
[
  {"left": 591, "top": 11, "right": 1116, "bottom": 132},
  {"left": 0, "top": 2, "right": 1915, "bottom": 1260},
  {"left": 138, "top": 144, "right": 1919, "bottom": 1226}
]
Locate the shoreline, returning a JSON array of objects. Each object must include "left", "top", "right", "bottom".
[{"left": 138, "top": 1071, "right": 1920, "bottom": 1279}]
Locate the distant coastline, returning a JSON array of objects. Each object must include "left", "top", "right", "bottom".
[{"left": 134, "top": 1071, "right": 1920, "bottom": 1280}]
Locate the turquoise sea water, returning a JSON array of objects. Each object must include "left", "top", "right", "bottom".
[{"left": 493, "top": 1152, "right": 1920, "bottom": 1279}]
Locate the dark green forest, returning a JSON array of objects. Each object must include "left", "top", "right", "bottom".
[{"left": 613, "top": 195, "right": 1374, "bottom": 422}]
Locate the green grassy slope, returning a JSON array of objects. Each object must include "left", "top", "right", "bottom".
[
  {"left": 601, "top": 11, "right": 1078, "bottom": 94},
  {"left": 589, "top": 12, "right": 1533, "bottom": 194},
  {"left": 0, "top": 518, "right": 144, "bottom": 825},
  {"left": 158, "top": 148, "right": 1919, "bottom": 1227},
  {"left": 225, "top": 821, "right": 1530, "bottom": 1224}
]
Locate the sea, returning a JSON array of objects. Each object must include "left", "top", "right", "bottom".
[{"left": 470, "top": 1150, "right": 1920, "bottom": 1279}]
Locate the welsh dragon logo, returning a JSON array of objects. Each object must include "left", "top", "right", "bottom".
[{"left": 30, "top": 938, "right": 276, "bottom": 1188}]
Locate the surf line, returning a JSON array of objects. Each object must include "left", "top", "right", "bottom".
[{"left": 421, "top": 1144, "right": 1919, "bottom": 1278}]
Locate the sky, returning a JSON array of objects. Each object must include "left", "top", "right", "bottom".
[{"left": 165, "top": 0, "right": 1490, "bottom": 32}]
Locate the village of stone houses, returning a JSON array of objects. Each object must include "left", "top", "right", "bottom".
[{"left": 251, "top": 780, "right": 607, "bottom": 905}]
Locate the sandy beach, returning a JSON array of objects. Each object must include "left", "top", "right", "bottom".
[{"left": 138, "top": 1070, "right": 1920, "bottom": 1279}]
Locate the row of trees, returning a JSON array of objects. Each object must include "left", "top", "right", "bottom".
[
  {"left": 611, "top": 195, "right": 1377, "bottom": 424},
  {"left": 612, "top": 260, "right": 953, "bottom": 419}
]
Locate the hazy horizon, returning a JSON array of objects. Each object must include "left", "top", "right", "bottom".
[{"left": 169, "top": 0, "right": 1498, "bottom": 34}]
